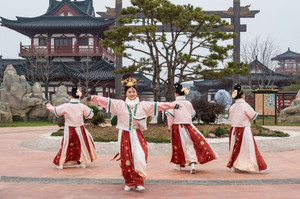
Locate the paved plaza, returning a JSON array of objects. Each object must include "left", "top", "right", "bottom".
[{"left": 0, "top": 125, "right": 300, "bottom": 199}]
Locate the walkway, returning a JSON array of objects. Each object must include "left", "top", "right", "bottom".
[{"left": 0, "top": 126, "right": 300, "bottom": 198}]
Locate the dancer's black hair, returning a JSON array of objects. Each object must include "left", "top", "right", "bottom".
[
  {"left": 71, "top": 85, "right": 79, "bottom": 99},
  {"left": 174, "top": 82, "right": 185, "bottom": 96},
  {"left": 233, "top": 84, "right": 244, "bottom": 100}
]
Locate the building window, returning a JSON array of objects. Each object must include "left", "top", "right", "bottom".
[
  {"left": 39, "top": 38, "right": 47, "bottom": 46},
  {"left": 79, "top": 38, "right": 88, "bottom": 46}
]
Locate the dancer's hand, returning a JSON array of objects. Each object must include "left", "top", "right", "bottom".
[
  {"left": 84, "top": 94, "right": 91, "bottom": 102},
  {"left": 43, "top": 99, "right": 50, "bottom": 105}
]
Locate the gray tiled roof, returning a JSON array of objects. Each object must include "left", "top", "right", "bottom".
[
  {"left": 272, "top": 48, "right": 300, "bottom": 60},
  {"left": 1, "top": 16, "right": 114, "bottom": 28},
  {"left": 0, "top": 58, "right": 115, "bottom": 81},
  {"left": 0, "top": 0, "right": 114, "bottom": 33},
  {"left": 46, "top": 0, "right": 94, "bottom": 16}
]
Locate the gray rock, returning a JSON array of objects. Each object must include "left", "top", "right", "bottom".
[
  {"left": 0, "top": 65, "right": 47, "bottom": 122},
  {"left": 0, "top": 101, "right": 13, "bottom": 123},
  {"left": 287, "top": 116, "right": 300, "bottom": 123},
  {"left": 28, "top": 105, "right": 49, "bottom": 121},
  {"left": 47, "top": 85, "right": 70, "bottom": 122},
  {"left": 280, "top": 90, "right": 300, "bottom": 123}
]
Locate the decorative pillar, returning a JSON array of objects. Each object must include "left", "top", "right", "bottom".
[
  {"left": 103, "top": 85, "right": 107, "bottom": 97},
  {"left": 75, "top": 34, "right": 79, "bottom": 54},
  {"left": 47, "top": 33, "right": 52, "bottom": 54},
  {"left": 93, "top": 35, "right": 97, "bottom": 53},
  {"left": 233, "top": 0, "right": 241, "bottom": 85},
  {"left": 31, "top": 37, "right": 34, "bottom": 51},
  {"left": 115, "top": 0, "right": 123, "bottom": 99}
]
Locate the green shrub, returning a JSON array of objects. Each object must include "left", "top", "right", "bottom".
[
  {"left": 111, "top": 115, "right": 118, "bottom": 126},
  {"left": 191, "top": 96, "right": 225, "bottom": 124},
  {"left": 87, "top": 105, "right": 105, "bottom": 126},
  {"left": 214, "top": 127, "right": 229, "bottom": 137}
]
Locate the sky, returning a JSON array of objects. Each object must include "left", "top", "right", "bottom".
[{"left": 0, "top": 0, "right": 299, "bottom": 59}]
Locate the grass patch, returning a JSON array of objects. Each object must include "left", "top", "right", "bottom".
[
  {"left": 51, "top": 128, "right": 64, "bottom": 136},
  {"left": 144, "top": 137, "right": 170, "bottom": 143},
  {"left": 0, "top": 121, "right": 56, "bottom": 127},
  {"left": 93, "top": 137, "right": 118, "bottom": 142},
  {"left": 50, "top": 122, "right": 289, "bottom": 141},
  {"left": 254, "top": 116, "right": 300, "bottom": 126}
]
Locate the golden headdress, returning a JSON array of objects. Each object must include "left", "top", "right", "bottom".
[{"left": 121, "top": 77, "right": 137, "bottom": 88}]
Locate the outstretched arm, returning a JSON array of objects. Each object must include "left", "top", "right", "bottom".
[
  {"left": 143, "top": 101, "right": 179, "bottom": 117},
  {"left": 45, "top": 102, "right": 63, "bottom": 117},
  {"left": 83, "top": 105, "right": 94, "bottom": 119},
  {"left": 45, "top": 103, "right": 55, "bottom": 113},
  {"left": 89, "top": 95, "right": 124, "bottom": 115},
  {"left": 157, "top": 102, "right": 180, "bottom": 112},
  {"left": 90, "top": 95, "right": 109, "bottom": 109}
]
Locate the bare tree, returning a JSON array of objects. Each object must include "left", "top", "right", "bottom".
[
  {"left": 64, "top": 57, "right": 103, "bottom": 94},
  {"left": 25, "top": 55, "right": 57, "bottom": 99},
  {"left": 37, "top": 57, "right": 58, "bottom": 99},
  {"left": 241, "top": 36, "right": 281, "bottom": 88}
]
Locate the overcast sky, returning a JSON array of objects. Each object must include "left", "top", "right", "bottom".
[{"left": 0, "top": 0, "right": 299, "bottom": 59}]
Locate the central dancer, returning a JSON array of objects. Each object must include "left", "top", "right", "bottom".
[{"left": 86, "top": 77, "right": 179, "bottom": 192}]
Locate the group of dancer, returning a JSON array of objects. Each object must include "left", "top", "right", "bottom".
[{"left": 45, "top": 78, "right": 269, "bottom": 192}]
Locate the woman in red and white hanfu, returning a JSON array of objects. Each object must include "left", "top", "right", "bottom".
[
  {"left": 87, "top": 77, "right": 179, "bottom": 192},
  {"left": 46, "top": 86, "right": 97, "bottom": 169},
  {"left": 166, "top": 83, "right": 218, "bottom": 174},
  {"left": 227, "top": 84, "right": 268, "bottom": 173}
]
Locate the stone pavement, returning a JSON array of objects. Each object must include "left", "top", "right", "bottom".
[{"left": 0, "top": 126, "right": 300, "bottom": 199}]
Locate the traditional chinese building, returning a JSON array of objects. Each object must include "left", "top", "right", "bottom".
[
  {"left": 194, "top": 58, "right": 291, "bottom": 107},
  {"left": 0, "top": 0, "right": 117, "bottom": 98},
  {"left": 272, "top": 48, "right": 300, "bottom": 74}
]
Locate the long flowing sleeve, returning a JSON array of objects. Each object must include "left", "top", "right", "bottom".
[
  {"left": 46, "top": 103, "right": 64, "bottom": 117},
  {"left": 90, "top": 95, "right": 124, "bottom": 115},
  {"left": 83, "top": 105, "right": 94, "bottom": 119},
  {"left": 157, "top": 102, "right": 176, "bottom": 112},
  {"left": 245, "top": 103, "right": 258, "bottom": 121},
  {"left": 165, "top": 109, "right": 174, "bottom": 130},
  {"left": 141, "top": 101, "right": 176, "bottom": 117},
  {"left": 90, "top": 95, "right": 109, "bottom": 109}
]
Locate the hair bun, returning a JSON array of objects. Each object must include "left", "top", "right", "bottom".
[
  {"left": 72, "top": 86, "right": 78, "bottom": 92},
  {"left": 174, "top": 82, "right": 185, "bottom": 96},
  {"left": 233, "top": 84, "right": 241, "bottom": 91}
]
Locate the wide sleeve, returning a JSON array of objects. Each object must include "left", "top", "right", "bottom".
[
  {"left": 142, "top": 101, "right": 176, "bottom": 117},
  {"left": 165, "top": 109, "right": 174, "bottom": 130},
  {"left": 90, "top": 95, "right": 124, "bottom": 115},
  {"left": 83, "top": 105, "right": 94, "bottom": 119},
  {"left": 46, "top": 103, "right": 64, "bottom": 117},
  {"left": 245, "top": 104, "right": 258, "bottom": 121},
  {"left": 157, "top": 102, "right": 176, "bottom": 112},
  {"left": 90, "top": 95, "right": 109, "bottom": 109}
]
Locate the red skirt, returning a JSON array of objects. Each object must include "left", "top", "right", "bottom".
[
  {"left": 227, "top": 127, "right": 268, "bottom": 171},
  {"left": 171, "top": 124, "right": 217, "bottom": 166},
  {"left": 119, "top": 129, "right": 148, "bottom": 187},
  {"left": 53, "top": 126, "right": 97, "bottom": 166}
]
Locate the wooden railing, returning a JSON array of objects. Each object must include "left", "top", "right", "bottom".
[{"left": 19, "top": 43, "right": 115, "bottom": 62}]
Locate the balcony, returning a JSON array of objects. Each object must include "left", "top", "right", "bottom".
[{"left": 19, "top": 43, "right": 115, "bottom": 63}]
